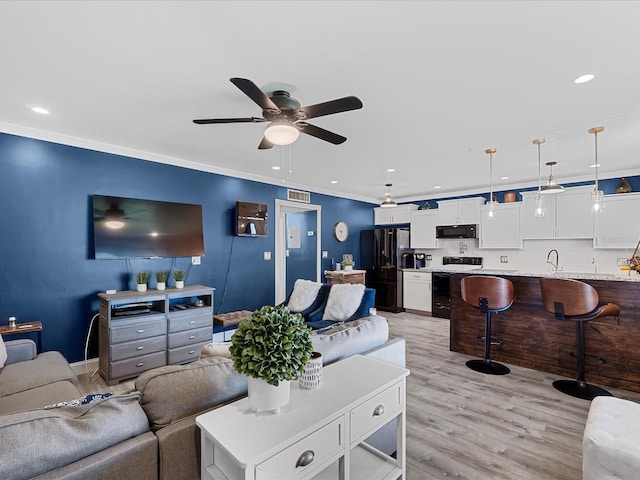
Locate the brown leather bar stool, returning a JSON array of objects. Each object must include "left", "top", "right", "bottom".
[
  {"left": 540, "top": 277, "right": 620, "bottom": 400},
  {"left": 461, "top": 275, "right": 514, "bottom": 375}
]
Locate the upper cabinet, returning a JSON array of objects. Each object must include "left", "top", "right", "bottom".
[
  {"left": 374, "top": 204, "right": 418, "bottom": 225},
  {"left": 479, "top": 203, "right": 523, "bottom": 249},
  {"left": 593, "top": 192, "right": 640, "bottom": 249},
  {"left": 436, "top": 197, "right": 484, "bottom": 226},
  {"left": 410, "top": 209, "right": 439, "bottom": 249},
  {"left": 520, "top": 186, "right": 594, "bottom": 239}
]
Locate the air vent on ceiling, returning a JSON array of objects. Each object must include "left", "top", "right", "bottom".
[{"left": 287, "top": 189, "right": 311, "bottom": 203}]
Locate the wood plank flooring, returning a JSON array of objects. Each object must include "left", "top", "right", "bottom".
[{"left": 386, "top": 311, "right": 640, "bottom": 480}]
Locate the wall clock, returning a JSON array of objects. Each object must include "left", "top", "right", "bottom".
[{"left": 333, "top": 221, "right": 349, "bottom": 242}]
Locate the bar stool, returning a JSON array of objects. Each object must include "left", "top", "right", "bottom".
[
  {"left": 461, "top": 275, "right": 514, "bottom": 375},
  {"left": 539, "top": 277, "right": 620, "bottom": 400}
]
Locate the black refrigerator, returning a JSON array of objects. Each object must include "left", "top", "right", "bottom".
[{"left": 360, "top": 228, "right": 410, "bottom": 312}]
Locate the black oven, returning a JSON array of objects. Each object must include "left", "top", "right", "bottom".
[{"left": 432, "top": 272, "right": 452, "bottom": 319}]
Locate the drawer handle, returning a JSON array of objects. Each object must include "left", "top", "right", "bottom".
[
  {"left": 137, "top": 362, "right": 144, "bottom": 367},
  {"left": 137, "top": 329, "right": 145, "bottom": 334},
  {"left": 136, "top": 346, "right": 144, "bottom": 351},
  {"left": 189, "top": 350, "right": 195, "bottom": 355},
  {"left": 295, "top": 450, "right": 315, "bottom": 468},
  {"left": 373, "top": 404, "right": 385, "bottom": 417},
  {"left": 189, "top": 320, "right": 196, "bottom": 324},
  {"left": 189, "top": 335, "right": 195, "bottom": 339}
]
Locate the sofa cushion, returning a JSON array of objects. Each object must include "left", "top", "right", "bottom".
[
  {"left": 0, "top": 392, "right": 149, "bottom": 480},
  {"left": 287, "top": 279, "right": 323, "bottom": 313},
  {"left": 321, "top": 283, "right": 365, "bottom": 321},
  {"left": 135, "top": 356, "right": 248, "bottom": 431},
  {"left": 0, "top": 380, "right": 81, "bottom": 415},
  {"left": 0, "top": 334, "right": 6, "bottom": 368},
  {"left": 0, "top": 351, "right": 77, "bottom": 397},
  {"left": 200, "top": 341, "right": 232, "bottom": 359},
  {"left": 311, "top": 315, "right": 389, "bottom": 365}
]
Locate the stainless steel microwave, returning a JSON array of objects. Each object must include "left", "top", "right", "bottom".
[{"left": 436, "top": 224, "right": 477, "bottom": 239}]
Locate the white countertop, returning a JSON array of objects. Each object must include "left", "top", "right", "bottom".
[{"left": 403, "top": 267, "right": 640, "bottom": 282}]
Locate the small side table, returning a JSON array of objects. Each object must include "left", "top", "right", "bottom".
[{"left": 0, "top": 321, "right": 43, "bottom": 352}]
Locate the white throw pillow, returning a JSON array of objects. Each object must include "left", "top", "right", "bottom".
[
  {"left": 322, "top": 284, "right": 366, "bottom": 321},
  {"left": 0, "top": 334, "right": 7, "bottom": 368},
  {"left": 287, "top": 279, "right": 322, "bottom": 313}
]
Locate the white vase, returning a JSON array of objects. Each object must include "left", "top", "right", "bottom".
[
  {"left": 156, "top": 282, "right": 166, "bottom": 291},
  {"left": 344, "top": 265, "right": 353, "bottom": 271},
  {"left": 175, "top": 280, "right": 184, "bottom": 289},
  {"left": 136, "top": 283, "right": 147, "bottom": 292},
  {"left": 247, "top": 377, "right": 290, "bottom": 414},
  {"left": 299, "top": 352, "right": 323, "bottom": 390}
]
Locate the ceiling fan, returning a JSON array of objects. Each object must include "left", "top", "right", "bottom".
[{"left": 193, "top": 77, "right": 363, "bottom": 149}]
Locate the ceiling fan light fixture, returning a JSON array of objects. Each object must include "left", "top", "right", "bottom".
[
  {"left": 540, "top": 161, "right": 565, "bottom": 194},
  {"left": 380, "top": 183, "right": 397, "bottom": 208},
  {"left": 264, "top": 121, "right": 299, "bottom": 145},
  {"left": 105, "top": 219, "right": 125, "bottom": 229}
]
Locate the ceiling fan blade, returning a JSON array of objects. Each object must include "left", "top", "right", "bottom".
[
  {"left": 297, "top": 122, "right": 347, "bottom": 145},
  {"left": 297, "top": 96, "right": 363, "bottom": 120},
  {"left": 258, "top": 137, "right": 274, "bottom": 150},
  {"left": 230, "top": 78, "right": 281, "bottom": 113},
  {"left": 193, "top": 117, "right": 266, "bottom": 124}
]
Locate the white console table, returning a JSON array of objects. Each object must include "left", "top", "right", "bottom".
[{"left": 196, "top": 354, "right": 409, "bottom": 480}]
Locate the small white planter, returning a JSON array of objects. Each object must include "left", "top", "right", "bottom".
[
  {"left": 175, "top": 280, "right": 184, "bottom": 289},
  {"left": 343, "top": 265, "right": 354, "bottom": 271},
  {"left": 136, "top": 283, "right": 147, "bottom": 292},
  {"left": 156, "top": 282, "right": 166, "bottom": 291},
  {"left": 247, "top": 377, "right": 290, "bottom": 414},
  {"left": 300, "top": 352, "right": 323, "bottom": 390}
]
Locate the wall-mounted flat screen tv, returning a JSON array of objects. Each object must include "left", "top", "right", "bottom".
[{"left": 93, "top": 195, "right": 205, "bottom": 259}]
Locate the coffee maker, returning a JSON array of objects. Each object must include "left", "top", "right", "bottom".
[{"left": 415, "top": 254, "right": 427, "bottom": 269}]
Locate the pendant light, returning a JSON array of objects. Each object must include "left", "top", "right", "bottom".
[
  {"left": 532, "top": 139, "right": 545, "bottom": 217},
  {"left": 380, "top": 183, "right": 397, "bottom": 208},
  {"left": 589, "top": 126, "right": 604, "bottom": 214},
  {"left": 540, "top": 160, "right": 564, "bottom": 194},
  {"left": 485, "top": 148, "right": 497, "bottom": 219}
]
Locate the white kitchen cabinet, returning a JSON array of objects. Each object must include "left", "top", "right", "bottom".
[
  {"left": 479, "top": 203, "right": 523, "bottom": 249},
  {"left": 520, "top": 186, "right": 593, "bottom": 239},
  {"left": 436, "top": 197, "right": 484, "bottom": 226},
  {"left": 593, "top": 192, "right": 640, "bottom": 249},
  {"left": 410, "top": 209, "right": 439, "bottom": 248},
  {"left": 374, "top": 204, "right": 418, "bottom": 225},
  {"left": 403, "top": 271, "right": 432, "bottom": 312}
]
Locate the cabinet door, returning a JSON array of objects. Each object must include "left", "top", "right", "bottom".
[
  {"left": 402, "top": 272, "right": 431, "bottom": 311},
  {"left": 520, "top": 191, "right": 556, "bottom": 239},
  {"left": 392, "top": 205, "right": 417, "bottom": 224},
  {"left": 479, "top": 203, "right": 523, "bottom": 249},
  {"left": 594, "top": 193, "right": 640, "bottom": 248},
  {"left": 410, "top": 210, "right": 439, "bottom": 248},
  {"left": 374, "top": 207, "right": 395, "bottom": 225},
  {"left": 555, "top": 186, "right": 594, "bottom": 239},
  {"left": 436, "top": 202, "right": 459, "bottom": 225},
  {"left": 457, "top": 197, "right": 484, "bottom": 225}
]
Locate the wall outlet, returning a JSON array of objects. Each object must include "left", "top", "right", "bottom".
[
  {"left": 500, "top": 256, "right": 509, "bottom": 263},
  {"left": 322, "top": 250, "right": 328, "bottom": 259},
  {"left": 264, "top": 251, "right": 272, "bottom": 261},
  {"left": 426, "top": 254, "right": 432, "bottom": 261},
  {"left": 191, "top": 256, "right": 201, "bottom": 265},
  {"left": 617, "top": 257, "right": 629, "bottom": 266}
]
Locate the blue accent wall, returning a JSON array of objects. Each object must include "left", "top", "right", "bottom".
[{"left": 0, "top": 132, "right": 374, "bottom": 362}]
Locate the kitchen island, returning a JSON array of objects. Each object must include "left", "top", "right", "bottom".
[{"left": 431, "top": 268, "right": 640, "bottom": 393}]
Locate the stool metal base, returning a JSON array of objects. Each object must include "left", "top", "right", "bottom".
[
  {"left": 552, "top": 379, "right": 612, "bottom": 401},
  {"left": 466, "top": 359, "right": 510, "bottom": 375}
]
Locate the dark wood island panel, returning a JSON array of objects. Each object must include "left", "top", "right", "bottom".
[{"left": 450, "top": 273, "right": 640, "bottom": 393}]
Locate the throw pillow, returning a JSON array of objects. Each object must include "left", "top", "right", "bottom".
[
  {"left": 44, "top": 393, "right": 113, "bottom": 409},
  {"left": 0, "top": 334, "right": 6, "bottom": 368},
  {"left": 287, "top": 279, "right": 322, "bottom": 312},
  {"left": 200, "top": 342, "right": 232, "bottom": 359},
  {"left": 322, "top": 283, "right": 365, "bottom": 321}
]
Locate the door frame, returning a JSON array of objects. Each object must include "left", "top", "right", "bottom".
[{"left": 275, "top": 200, "right": 322, "bottom": 304}]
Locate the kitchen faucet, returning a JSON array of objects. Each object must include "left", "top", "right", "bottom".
[{"left": 546, "top": 249, "right": 559, "bottom": 272}]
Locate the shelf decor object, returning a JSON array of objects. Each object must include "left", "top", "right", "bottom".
[
  {"left": 589, "top": 126, "right": 605, "bottom": 214},
  {"left": 173, "top": 270, "right": 185, "bottom": 289},
  {"left": 615, "top": 177, "right": 632, "bottom": 194},
  {"left": 485, "top": 148, "right": 497, "bottom": 219},
  {"left": 135, "top": 271, "right": 151, "bottom": 292},
  {"left": 155, "top": 271, "right": 169, "bottom": 291},
  {"left": 533, "top": 138, "right": 546, "bottom": 216},
  {"left": 299, "top": 351, "right": 323, "bottom": 390}
]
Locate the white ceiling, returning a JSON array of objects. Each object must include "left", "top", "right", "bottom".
[{"left": 1, "top": 1, "right": 639, "bottom": 205}]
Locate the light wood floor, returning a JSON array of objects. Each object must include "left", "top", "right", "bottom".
[
  {"left": 77, "top": 312, "right": 640, "bottom": 479},
  {"left": 386, "top": 311, "right": 640, "bottom": 480}
]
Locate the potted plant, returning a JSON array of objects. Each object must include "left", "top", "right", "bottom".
[
  {"left": 229, "top": 305, "right": 313, "bottom": 413},
  {"left": 173, "top": 270, "right": 185, "bottom": 288},
  {"left": 155, "top": 270, "right": 169, "bottom": 291},
  {"left": 135, "top": 271, "right": 151, "bottom": 292},
  {"left": 341, "top": 259, "right": 355, "bottom": 271}
]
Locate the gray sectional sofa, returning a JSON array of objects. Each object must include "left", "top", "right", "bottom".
[{"left": 0, "top": 315, "right": 405, "bottom": 480}]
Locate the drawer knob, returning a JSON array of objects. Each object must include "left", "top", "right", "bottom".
[
  {"left": 189, "top": 350, "right": 195, "bottom": 355},
  {"left": 295, "top": 450, "right": 315, "bottom": 468},
  {"left": 189, "top": 321, "right": 196, "bottom": 324},
  {"left": 137, "top": 329, "right": 145, "bottom": 334},
  {"left": 373, "top": 404, "right": 385, "bottom": 416},
  {"left": 136, "top": 346, "right": 144, "bottom": 351},
  {"left": 137, "top": 362, "right": 144, "bottom": 367},
  {"left": 189, "top": 335, "right": 195, "bottom": 339}
]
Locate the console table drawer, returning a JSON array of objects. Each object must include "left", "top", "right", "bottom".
[
  {"left": 168, "top": 341, "right": 210, "bottom": 365},
  {"left": 110, "top": 320, "right": 166, "bottom": 344},
  {"left": 350, "top": 382, "right": 402, "bottom": 442},
  {"left": 111, "top": 351, "right": 166, "bottom": 379},
  {"left": 255, "top": 416, "right": 344, "bottom": 480},
  {"left": 168, "top": 314, "right": 212, "bottom": 333},
  {"left": 110, "top": 335, "right": 166, "bottom": 361},
  {"left": 168, "top": 326, "right": 212, "bottom": 348}
]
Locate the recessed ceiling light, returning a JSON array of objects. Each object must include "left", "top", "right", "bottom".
[
  {"left": 386, "top": 168, "right": 395, "bottom": 173},
  {"left": 272, "top": 166, "right": 281, "bottom": 170},
  {"left": 500, "top": 176, "right": 509, "bottom": 180},
  {"left": 31, "top": 106, "right": 50, "bottom": 114},
  {"left": 330, "top": 180, "right": 338, "bottom": 184},
  {"left": 574, "top": 74, "right": 595, "bottom": 84},
  {"left": 434, "top": 185, "right": 442, "bottom": 189}
]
